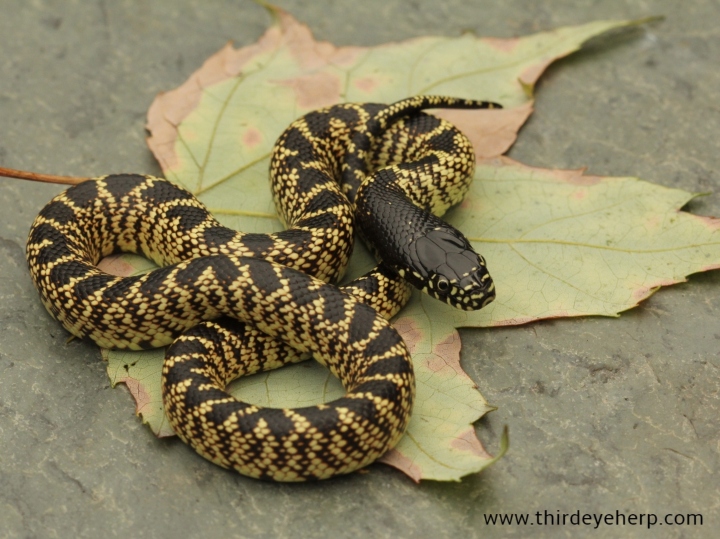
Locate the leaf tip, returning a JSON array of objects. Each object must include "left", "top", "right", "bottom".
[
  {"left": 479, "top": 426, "right": 510, "bottom": 471},
  {"left": 632, "top": 15, "right": 666, "bottom": 26},
  {"left": 493, "top": 425, "right": 510, "bottom": 462},
  {"left": 518, "top": 78, "right": 535, "bottom": 99},
  {"left": 253, "top": 0, "right": 284, "bottom": 26}
]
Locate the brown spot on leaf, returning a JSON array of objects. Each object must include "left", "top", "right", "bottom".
[
  {"left": 275, "top": 71, "right": 342, "bottom": 110},
  {"left": 117, "top": 376, "right": 175, "bottom": 438},
  {"left": 393, "top": 316, "right": 423, "bottom": 355},
  {"left": 482, "top": 36, "right": 521, "bottom": 53},
  {"left": 353, "top": 76, "right": 379, "bottom": 94},
  {"left": 632, "top": 278, "right": 684, "bottom": 301},
  {"left": 449, "top": 427, "right": 493, "bottom": 460},
  {"left": 98, "top": 254, "right": 136, "bottom": 277},
  {"left": 695, "top": 214, "right": 720, "bottom": 231},
  {"left": 147, "top": 43, "right": 258, "bottom": 172},
  {"left": 242, "top": 127, "right": 263, "bottom": 149},
  {"left": 490, "top": 311, "right": 570, "bottom": 327},
  {"left": 434, "top": 103, "right": 533, "bottom": 159},
  {"left": 569, "top": 172, "right": 603, "bottom": 186},
  {"left": 272, "top": 8, "right": 364, "bottom": 70},
  {"left": 520, "top": 59, "right": 556, "bottom": 89},
  {"left": 378, "top": 449, "right": 423, "bottom": 483},
  {"left": 428, "top": 331, "right": 471, "bottom": 380},
  {"left": 119, "top": 377, "right": 151, "bottom": 417}
]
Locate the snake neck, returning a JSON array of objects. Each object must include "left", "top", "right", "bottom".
[{"left": 356, "top": 169, "right": 495, "bottom": 311}]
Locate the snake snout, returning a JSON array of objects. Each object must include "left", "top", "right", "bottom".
[{"left": 454, "top": 267, "right": 495, "bottom": 311}]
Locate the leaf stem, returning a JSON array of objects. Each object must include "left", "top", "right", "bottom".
[{"left": 0, "top": 166, "right": 89, "bottom": 185}]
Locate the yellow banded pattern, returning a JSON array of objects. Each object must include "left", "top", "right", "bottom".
[{"left": 26, "top": 96, "right": 499, "bottom": 480}]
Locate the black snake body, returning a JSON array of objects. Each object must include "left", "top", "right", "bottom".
[{"left": 26, "top": 96, "right": 498, "bottom": 480}]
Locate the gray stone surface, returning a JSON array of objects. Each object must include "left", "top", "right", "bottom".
[{"left": 1, "top": 1, "right": 718, "bottom": 538}]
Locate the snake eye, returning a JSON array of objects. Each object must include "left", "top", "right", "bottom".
[{"left": 436, "top": 278, "right": 450, "bottom": 292}]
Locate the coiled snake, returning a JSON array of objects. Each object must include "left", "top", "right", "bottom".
[{"left": 26, "top": 96, "right": 498, "bottom": 481}]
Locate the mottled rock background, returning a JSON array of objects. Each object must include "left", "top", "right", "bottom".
[{"left": 1, "top": 1, "right": 717, "bottom": 537}]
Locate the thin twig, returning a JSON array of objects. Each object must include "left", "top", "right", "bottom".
[{"left": 0, "top": 166, "right": 89, "bottom": 185}]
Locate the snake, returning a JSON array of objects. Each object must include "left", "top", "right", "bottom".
[{"left": 25, "top": 95, "right": 499, "bottom": 481}]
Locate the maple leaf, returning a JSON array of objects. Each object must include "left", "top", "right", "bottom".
[{"left": 101, "top": 7, "right": 715, "bottom": 482}]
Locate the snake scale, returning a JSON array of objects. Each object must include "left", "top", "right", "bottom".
[{"left": 26, "top": 96, "right": 499, "bottom": 481}]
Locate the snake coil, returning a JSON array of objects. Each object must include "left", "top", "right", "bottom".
[{"left": 26, "top": 96, "right": 498, "bottom": 480}]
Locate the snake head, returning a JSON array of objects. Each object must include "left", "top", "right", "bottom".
[{"left": 407, "top": 228, "right": 495, "bottom": 311}]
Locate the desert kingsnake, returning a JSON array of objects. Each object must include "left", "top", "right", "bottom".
[{"left": 26, "top": 96, "right": 498, "bottom": 481}]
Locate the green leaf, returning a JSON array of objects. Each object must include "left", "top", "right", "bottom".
[
  {"left": 453, "top": 158, "right": 720, "bottom": 327},
  {"left": 103, "top": 7, "right": 677, "bottom": 482},
  {"left": 380, "top": 158, "right": 720, "bottom": 479},
  {"left": 105, "top": 347, "right": 175, "bottom": 438}
]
